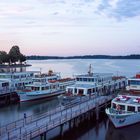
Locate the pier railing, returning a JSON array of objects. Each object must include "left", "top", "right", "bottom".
[{"left": 0, "top": 93, "right": 116, "bottom": 140}]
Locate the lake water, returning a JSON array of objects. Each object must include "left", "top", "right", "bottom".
[{"left": 0, "top": 59, "right": 140, "bottom": 140}]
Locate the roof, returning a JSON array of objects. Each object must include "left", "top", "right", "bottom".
[
  {"left": 112, "top": 76, "right": 126, "bottom": 80},
  {"left": 0, "top": 80, "right": 9, "bottom": 83},
  {"left": 113, "top": 95, "right": 140, "bottom": 106},
  {"left": 67, "top": 83, "right": 97, "bottom": 89},
  {"left": 75, "top": 73, "right": 113, "bottom": 78}
]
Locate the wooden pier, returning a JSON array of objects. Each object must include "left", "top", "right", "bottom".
[{"left": 0, "top": 93, "right": 116, "bottom": 140}]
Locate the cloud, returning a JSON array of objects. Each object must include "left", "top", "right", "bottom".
[{"left": 98, "top": 0, "right": 140, "bottom": 19}]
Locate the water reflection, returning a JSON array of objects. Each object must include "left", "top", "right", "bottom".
[
  {"left": 106, "top": 121, "right": 140, "bottom": 140},
  {"left": 41, "top": 113, "right": 109, "bottom": 140},
  {"left": 0, "top": 97, "right": 60, "bottom": 126}
]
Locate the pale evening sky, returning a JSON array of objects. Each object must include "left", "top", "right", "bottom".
[{"left": 0, "top": 0, "right": 140, "bottom": 56}]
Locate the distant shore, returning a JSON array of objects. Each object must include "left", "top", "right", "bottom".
[{"left": 27, "top": 54, "right": 140, "bottom": 60}]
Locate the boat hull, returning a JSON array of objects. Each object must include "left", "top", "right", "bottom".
[
  {"left": 106, "top": 108, "right": 140, "bottom": 128},
  {"left": 18, "top": 90, "right": 65, "bottom": 102}
]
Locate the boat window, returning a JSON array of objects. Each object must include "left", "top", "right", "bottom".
[
  {"left": 33, "top": 79, "right": 41, "bottom": 82},
  {"left": 130, "top": 80, "right": 140, "bottom": 85},
  {"left": 138, "top": 107, "right": 140, "bottom": 112},
  {"left": 52, "top": 85, "right": 56, "bottom": 89},
  {"left": 13, "top": 75, "right": 19, "bottom": 79},
  {"left": 83, "top": 78, "right": 87, "bottom": 81},
  {"left": 119, "top": 105, "right": 125, "bottom": 110},
  {"left": 127, "top": 106, "right": 135, "bottom": 112},
  {"left": 2, "top": 82, "right": 9, "bottom": 87},
  {"left": 74, "top": 88, "right": 77, "bottom": 93},
  {"left": 68, "top": 88, "right": 73, "bottom": 93},
  {"left": 87, "top": 89, "right": 92, "bottom": 94},
  {"left": 78, "top": 89, "right": 84, "bottom": 95},
  {"left": 42, "top": 87, "right": 45, "bottom": 90},
  {"left": 112, "top": 103, "right": 116, "bottom": 109},
  {"left": 128, "top": 80, "right": 130, "bottom": 86},
  {"left": 76, "top": 78, "right": 79, "bottom": 81},
  {"left": 88, "top": 78, "right": 91, "bottom": 82},
  {"left": 45, "top": 86, "right": 49, "bottom": 90}
]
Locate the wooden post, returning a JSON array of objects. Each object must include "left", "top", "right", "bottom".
[
  {"left": 96, "top": 103, "right": 99, "bottom": 120},
  {"left": 60, "top": 124, "right": 64, "bottom": 137},
  {"left": 40, "top": 133, "right": 44, "bottom": 140},
  {"left": 69, "top": 120, "right": 72, "bottom": 129}
]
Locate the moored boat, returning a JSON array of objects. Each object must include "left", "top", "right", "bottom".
[
  {"left": 18, "top": 70, "right": 75, "bottom": 102},
  {"left": 66, "top": 65, "right": 126, "bottom": 96},
  {"left": 60, "top": 65, "right": 126, "bottom": 106},
  {"left": 106, "top": 73, "right": 140, "bottom": 128}
]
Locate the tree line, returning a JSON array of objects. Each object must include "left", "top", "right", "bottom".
[
  {"left": 27, "top": 54, "right": 140, "bottom": 60},
  {"left": 0, "top": 46, "right": 26, "bottom": 65}
]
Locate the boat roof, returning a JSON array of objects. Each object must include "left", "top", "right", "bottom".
[
  {"left": 0, "top": 71, "right": 39, "bottom": 75},
  {"left": 34, "top": 73, "right": 60, "bottom": 78},
  {"left": 128, "top": 78, "right": 140, "bottom": 81},
  {"left": 0, "top": 80, "right": 9, "bottom": 83},
  {"left": 112, "top": 95, "right": 140, "bottom": 106},
  {"left": 67, "top": 83, "right": 98, "bottom": 89},
  {"left": 75, "top": 73, "right": 113, "bottom": 78}
]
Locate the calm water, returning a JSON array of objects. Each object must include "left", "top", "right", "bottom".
[{"left": 1, "top": 59, "right": 140, "bottom": 140}]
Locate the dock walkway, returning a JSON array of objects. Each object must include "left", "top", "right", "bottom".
[{"left": 0, "top": 94, "right": 115, "bottom": 140}]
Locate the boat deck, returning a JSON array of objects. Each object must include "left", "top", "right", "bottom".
[{"left": 113, "top": 95, "right": 140, "bottom": 106}]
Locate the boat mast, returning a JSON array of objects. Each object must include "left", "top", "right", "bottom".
[{"left": 88, "top": 64, "right": 93, "bottom": 76}]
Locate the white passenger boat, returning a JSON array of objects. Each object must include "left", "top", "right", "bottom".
[
  {"left": 66, "top": 65, "right": 126, "bottom": 96},
  {"left": 59, "top": 65, "right": 126, "bottom": 106},
  {"left": 18, "top": 70, "right": 75, "bottom": 102},
  {"left": 106, "top": 73, "right": 140, "bottom": 128}
]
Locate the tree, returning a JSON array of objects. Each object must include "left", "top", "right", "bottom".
[
  {"left": 19, "top": 54, "right": 26, "bottom": 64},
  {"left": 9, "top": 45, "right": 21, "bottom": 64},
  {"left": 0, "top": 51, "right": 9, "bottom": 64}
]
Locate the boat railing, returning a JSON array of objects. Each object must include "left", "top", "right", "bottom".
[{"left": 0, "top": 93, "right": 114, "bottom": 137}]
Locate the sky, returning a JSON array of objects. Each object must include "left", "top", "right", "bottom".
[{"left": 0, "top": 0, "right": 140, "bottom": 56}]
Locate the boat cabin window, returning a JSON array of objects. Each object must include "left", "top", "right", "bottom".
[
  {"left": 130, "top": 80, "right": 140, "bottom": 85},
  {"left": 119, "top": 105, "right": 125, "bottom": 110},
  {"left": 138, "top": 107, "right": 140, "bottom": 112},
  {"left": 76, "top": 78, "right": 80, "bottom": 81},
  {"left": 33, "top": 79, "right": 41, "bottom": 82},
  {"left": 127, "top": 106, "right": 135, "bottom": 112},
  {"left": 44, "top": 86, "right": 49, "bottom": 90},
  {"left": 112, "top": 103, "right": 116, "bottom": 109},
  {"left": 31, "top": 87, "right": 40, "bottom": 91},
  {"left": 74, "top": 88, "right": 77, "bottom": 93},
  {"left": 68, "top": 88, "right": 73, "bottom": 93},
  {"left": 87, "top": 89, "right": 92, "bottom": 94},
  {"left": 78, "top": 89, "right": 84, "bottom": 95},
  {"left": 2, "top": 82, "right": 9, "bottom": 87},
  {"left": 83, "top": 78, "right": 87, "bottom": 82},
  {"left": 13, "top": 75, "right": 19, "bottom": 79}
]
